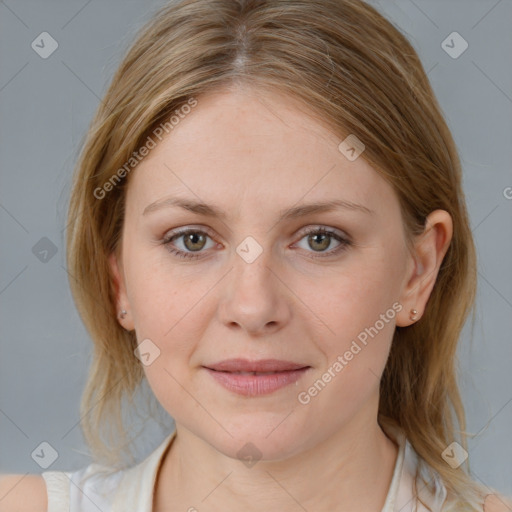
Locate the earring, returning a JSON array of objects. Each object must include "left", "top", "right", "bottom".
[
  {"left": 410, "top": 309, "right": 418, "bottom": 321},
  {"left": 118, "top": 309, "right": 127, "bottom": 320}
]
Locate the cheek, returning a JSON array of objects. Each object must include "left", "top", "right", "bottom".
[
  {"left": 124, "top": 256, "right": 206, "bottom": 398},
  {"left": 297, "top": 291, "right": 396, "bottom": 431},
  {"left": 315, "top": 286, "right": 396, "bottom": 388},
  {"left": 302, "top": 247, "right": 401, "bottom": 396},
  {"left": 126, "top": 246, "right": 208, "bottom": 337},
  {"left": 314, "top": 248, "right": 400, "bottom": 338}
]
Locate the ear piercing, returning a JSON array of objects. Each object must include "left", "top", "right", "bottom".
[{"left": 119, "top": 309, "right": 127, "bottom": 320}]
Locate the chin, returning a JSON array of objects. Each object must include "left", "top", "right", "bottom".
[{"left": 205, "top": 416, "right": 309, "bottom": 463}]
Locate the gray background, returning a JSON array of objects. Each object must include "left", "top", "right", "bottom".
[{"left": 1, "top": 0, "right": 511, "bottom": 498}]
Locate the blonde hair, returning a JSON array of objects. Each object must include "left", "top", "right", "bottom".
[{"left": 66, "top": 0, "right": 509, "bottom": 508}]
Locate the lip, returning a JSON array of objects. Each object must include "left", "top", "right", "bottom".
[
  {"left": 202, "top": 359, "right": 311, "bottom": 397},
  {"left": 204, "top": 358, "right": 309, "bottom": 373}
]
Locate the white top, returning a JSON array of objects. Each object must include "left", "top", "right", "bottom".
[{"left": 41, "top": 422, "right": 451, "bottom": 511}]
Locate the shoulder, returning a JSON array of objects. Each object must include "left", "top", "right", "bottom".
[
  {"left": 483, "top": 494, "right": 512, "bottom": 512},
  {"left": 0, "top": 473, "right": 47, "bottom": 511}
]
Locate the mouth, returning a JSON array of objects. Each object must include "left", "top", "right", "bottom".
[
  {"left": 203, "top": 358, "right": 309, "bottom": 373},
  {"left": 207, "top": 369, "right": 304, "bottom": 376},
  {"left": 202, "top": 360, "right": 311, "bottom": 396}
]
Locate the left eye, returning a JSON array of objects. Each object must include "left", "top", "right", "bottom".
[
  {"left": 294, "top": 227, "right": 349, "bottom": 257},
  {"left": 162, "top": 226, "right": 351, "bottom": 260}
]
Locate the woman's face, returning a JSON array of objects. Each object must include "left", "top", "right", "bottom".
[{"left": 110, "top": 86, "right": 428, "bottom": 460}]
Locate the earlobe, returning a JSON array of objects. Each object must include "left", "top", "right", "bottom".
[{"left": 396, "top": 209, "right": 453, "bottom": 327}]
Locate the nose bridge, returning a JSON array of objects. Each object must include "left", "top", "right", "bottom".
[
  {"left": 218, "top": 233, "right": 289, "bottom": 333},
  {"left": 231, "top": 233, "right": 277, "bottom": 297}
]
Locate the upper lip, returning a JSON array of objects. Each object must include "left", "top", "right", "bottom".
[{"left": 203, "top": 358, "right": 310, "bottom": 373}]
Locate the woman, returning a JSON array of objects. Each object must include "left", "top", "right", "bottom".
[{"left": 1, "top": 0, "right": 510, "bottom": 510}]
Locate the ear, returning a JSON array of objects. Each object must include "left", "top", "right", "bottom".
[
  {"left": 108, "top": 251, "right": 135, "bottom": 331},
  {"left": 396, "top": 209, "right": 453, "bottom": 327}
]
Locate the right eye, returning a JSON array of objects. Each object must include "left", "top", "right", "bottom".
[{"left": 162, "top": 228, "right": 217, "bottom": 260}]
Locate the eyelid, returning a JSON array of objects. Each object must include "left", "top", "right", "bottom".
[
  {"left": 163, "top": 224, "right": 349, "bottom": 241},
  {"left": 296, "top": 224, "right": 349, "bottom": 239},
  {"left": 162, "top": 224, "right": 217, "bottom": 240}
]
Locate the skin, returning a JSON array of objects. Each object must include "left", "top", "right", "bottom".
[{"left": 109, "top": 85, "right": 453, "bottom": 511}]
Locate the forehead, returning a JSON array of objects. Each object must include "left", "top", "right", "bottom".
[{"left": 126, "top": 87, "right": 397, "bottom": 218}]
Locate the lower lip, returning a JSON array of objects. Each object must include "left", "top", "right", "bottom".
[{"left": 204, "top": 367, "right": 310, "bottom": 396}]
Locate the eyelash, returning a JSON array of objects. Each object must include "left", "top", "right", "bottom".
[{"left": 161, "top": 226, "right": 351, "bottom": 261}]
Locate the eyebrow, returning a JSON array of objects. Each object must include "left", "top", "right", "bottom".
[{"left": 143, "top": 196, "right": 374, "bottom": 220}]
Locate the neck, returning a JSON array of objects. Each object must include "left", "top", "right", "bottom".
[{"left": 154, "top": 405, "right": 399, "bottom": 512}]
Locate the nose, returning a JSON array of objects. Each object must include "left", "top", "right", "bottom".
[{"left": 216, "top": 246, "right": 292, "bottom": 337}]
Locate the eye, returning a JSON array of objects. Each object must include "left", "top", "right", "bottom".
[
  {"left": 161, "top": 226, "right": 352, "bottom": 261},
  {"left": 162, "top": 228, "right": 216, "bottom": 260},
  {"left": 294, "top": 226, "right": 351, "bottom": 258}
]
